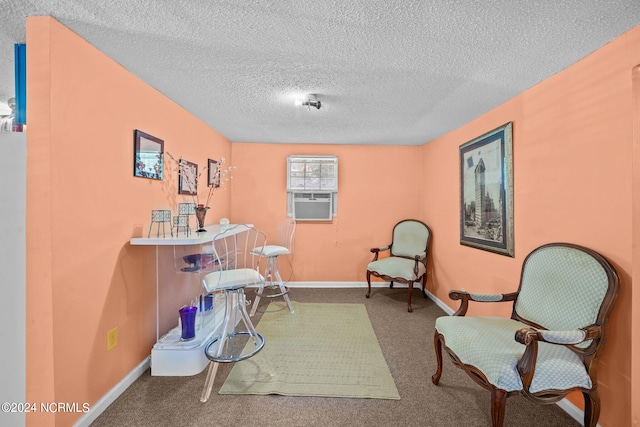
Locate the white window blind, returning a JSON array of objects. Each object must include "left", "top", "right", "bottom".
[
  {"left": 287, "top": 155, "right": 338, "bottom": 220},
  {"left": 287, "top": 155, "right": 338, "bottom": 192}
]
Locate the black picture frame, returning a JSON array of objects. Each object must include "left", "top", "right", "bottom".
[
  {"left": 133, "top": 130, "right": 164, "bottom": 180},
  {"left": 460, "top": 122, "right": 514, "bottom": 257},
  {"left": 178, "top": 159, "right": 198, "bottom": 195},
  {"left": 208, "top": 158, "right": 220, "bottom": 188}
]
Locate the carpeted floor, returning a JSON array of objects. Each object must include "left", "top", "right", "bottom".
[
  {"left": 220, "top": 301, "right": 399, "bottom": 399},
  {"left": 91, "top": 287, "right": 580, "bottom": 427}
]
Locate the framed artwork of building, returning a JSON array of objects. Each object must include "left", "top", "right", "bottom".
[{"left": 459, "top": 122, "right": 514, "bottom": 257}]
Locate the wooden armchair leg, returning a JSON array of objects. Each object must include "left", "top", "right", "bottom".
[
  {"left": 366, "top": 271, "right": 372, "bottom": 298},
  {"left": 407, "top": 281, "right": 414, "bottom": 312},
  {"left": 583, "top": 389, "right": 601, "bottom": 427},
  {"left": 432, "top": 331, "right": 443, "bottom": 385},
  {"left": 490, "top": 387, "right": 508, "bottom": 427}
]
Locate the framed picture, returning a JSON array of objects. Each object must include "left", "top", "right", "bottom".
[
  {"left": 133, "top": 130, "right": 163, "bottom": 180},
  {"left": 460, "top": 122, "right": 514, "bottom": 257},
  {"left": 208, "top": 159, "right": 220, "bottom": 188},
  {"left": 178, "top": 159, "right": 198, "bottom": 195}
]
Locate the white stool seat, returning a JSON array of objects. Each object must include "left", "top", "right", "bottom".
[
  {"left": 203, "top": 268, "right": 264, "bottom": 292},
  {"left": 252, "top": 245, "right": 291, "bottom": 257}
]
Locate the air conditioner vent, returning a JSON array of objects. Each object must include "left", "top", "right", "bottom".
[{"left": 292, "top": 192, "right": 332, "bottom": 221}]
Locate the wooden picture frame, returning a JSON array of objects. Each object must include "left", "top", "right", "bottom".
[
  {"left": 208, "top": 158, "right": 220, "bottom": 188},
  {"left": 460, "top": 122, "right": 514, "bottom": 257},
  {"left": 178, "top": 159, "right": 198, "bottom": 195},
  {"left": 133, "top": 130, "right": 164, "bottom": 180}
]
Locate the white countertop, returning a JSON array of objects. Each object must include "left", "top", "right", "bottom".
[{"left": 130, "top": 223, "right": 252, "bottom": 246}]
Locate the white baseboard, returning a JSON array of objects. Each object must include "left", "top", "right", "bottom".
[
  {"left": 81, "top": 282, "right": 589, "bottom": 426},
  {"left": 423, "top": 289, "right": 455, "bottom": 315},
  {"left": 73, "top": 356, "right": 150, "bottom": 427},
  {"left": 249, "top": 281, "right": 373, "bottom": 289},
  {"left": 556, "top": 398, "right": 593, "bottom": 427},
  {"left": 265, "top": 281, "right": 414, "bottom": 289}
]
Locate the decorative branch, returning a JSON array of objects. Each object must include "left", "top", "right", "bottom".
[{"left": 166, "top": 152, "right": 236, "bottom": 207}]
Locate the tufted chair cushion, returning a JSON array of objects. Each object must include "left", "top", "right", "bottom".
[
  {"left": 435, "top": 316, "right": 592, "bottom": 393},
  {"left": 368, "top": 257, "right": 425, "bottom": 281}
]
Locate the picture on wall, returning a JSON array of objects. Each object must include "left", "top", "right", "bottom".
[
  {"left": 459, "top": 122, "right": 514, "bottom": 257},
  {"left": 133, "top": 130, "right": 164, "bottom": 180},
  {"left": 178, "top": 159, "right": 198, "bottom": 195},
  {"left": 208, "top": 158, "right": 220, "bottom": 188}
]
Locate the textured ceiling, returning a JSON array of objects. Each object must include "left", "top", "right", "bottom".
[{"left": 0, "top": 1, "right": 639, "bottom": 145}]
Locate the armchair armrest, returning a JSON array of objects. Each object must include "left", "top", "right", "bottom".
[
  {"left": 515, "top": 325, "right": 600, "bottom": 346},
  {"left": 414, "top": 252, "right": 427, "bottom": 263},
  {"left": 515, "top": 325, "right": 601, "bottom": 390},
  {"left": 410, "top": 252, "right": 427, "bottom": 275},
  {"left": 370, "top": 245, "right": 390, "bottom": 262},
  {"left": 448, "top": 290, "right": 518, "bottom": 316}
]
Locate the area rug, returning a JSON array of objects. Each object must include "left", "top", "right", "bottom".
[{"left": 219, "top": 302, "right": 400, "bottom": 399}]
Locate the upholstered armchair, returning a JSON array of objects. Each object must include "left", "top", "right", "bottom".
[
  {"left": 366, "top": 219, "right": 432, "bottom": 312},
  {"left": 432, "top": 243, "right": 620, "bottom": 427}
]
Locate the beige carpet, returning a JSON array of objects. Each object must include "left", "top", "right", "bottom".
[{"left": 219, "top": 301, "right": 400, "bottom": 400}]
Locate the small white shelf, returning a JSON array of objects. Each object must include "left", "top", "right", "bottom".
[
  {"left": 151, "top": 305, "right": 221, "bottom": 376},
  {"left": 150, "top": 297, "right": 244, "bottom": 376}
]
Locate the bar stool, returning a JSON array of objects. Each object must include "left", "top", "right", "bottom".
[
  {"left": 250, "top": 217, "right": 295, "bottom": 316},
  {"left": 200, "top": 225, "right": 267, "bottom": 403}
]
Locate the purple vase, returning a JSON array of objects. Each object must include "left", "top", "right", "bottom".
[
  {"left": 179, "top": 306, "right": 198, "bottom": 341},
  {"left": 195, "top": 206, "right": 208, "bottom": 232}
]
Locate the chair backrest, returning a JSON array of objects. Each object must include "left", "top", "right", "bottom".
[
  {"left": 202, "top": 225, "right": 266, "bottom": 291},
  {"left": 390, "top": 219, "right": 431, "bottom": 258},
  {"left": 275, "top": 216, "right": 296, "bottom": 252},
  {"left": 513, "top": 243, "right": 619, "bottom": 348}
]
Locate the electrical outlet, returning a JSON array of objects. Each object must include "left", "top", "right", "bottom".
[{"left": 107, "top": 327, "right": 118, "bottom": 351}]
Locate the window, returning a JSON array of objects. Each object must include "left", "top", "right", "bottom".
[{"left": 287, "top": 155, "right": 338, "bottom": 221}]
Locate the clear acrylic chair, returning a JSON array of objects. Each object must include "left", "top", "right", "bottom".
[
  {"left": 200, "top": 224, "right": 267, "bottom": 403},
  {"left": 250, "top": 217, "right": 295, "bottom": 316}
]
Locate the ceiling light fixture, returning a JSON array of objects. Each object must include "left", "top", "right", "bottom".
[{"left": 296, "top": 94, "right": 321, "bottom": 110}]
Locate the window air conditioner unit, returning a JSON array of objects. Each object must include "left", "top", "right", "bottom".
[{"left": 293, "top": 193, "right": 332, "bottom": 221}]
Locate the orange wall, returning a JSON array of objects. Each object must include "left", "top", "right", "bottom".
[
  {"left": 25, "top": 17, "right": 232, "bottom": 426},
  {"left": 632, "top": 64, "right": 640, "bottom": 427},
  {"left": 24, "top": 14, "right": 640, "bottom": 427},
  {"left": 231, "top": 143, "right": 423, "bottom": 282},
  {"left": 421, "top": 26, "right": 640, "bottom": 427}
]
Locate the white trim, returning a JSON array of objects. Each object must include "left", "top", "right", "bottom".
[
  {"left": 74, "top": 357, "right": 150, "bottom": 427},
  {"left": 251, "top": 281, "right": 418, "bottom": 289},
  {"left": 424, "top": 289, "right": 455, "bottom": 315},
  {"left": 253, "top": 281, "right": 371, "bottom": 288},
  {"left": 556, "top": 398, "right": 594, "bottom": 427},
  {"left": 0, "top": 132, "right": 27, "bottom": 427}
]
